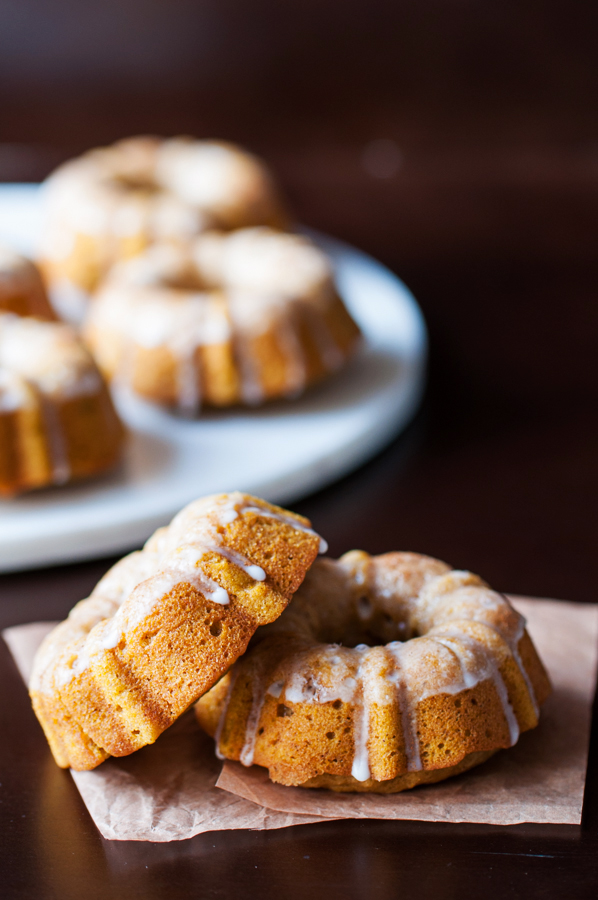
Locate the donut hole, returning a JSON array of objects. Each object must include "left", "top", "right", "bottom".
[
  {"left": 310, "top": 578, "right": 412, "bottom": 648},
  {"left": 328, "top": 608, "right": 411, "bottom": 649},
  {"left": 113, "top": 173, "right": 159, "bottom": 194},
  {"left": 162, "top": 270, "right": 207, "bottom": 292}
]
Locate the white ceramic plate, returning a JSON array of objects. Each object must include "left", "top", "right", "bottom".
[{"left": 0, "top": 185, "right": 427, "bottom": 572}]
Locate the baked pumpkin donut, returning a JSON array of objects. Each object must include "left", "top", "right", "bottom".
[
  {"left": 196, "top": 551, "right": 551, "bottom": 792},
  {"left": 84, "top": 228, "right": 361, "bottom": 411},
  {"left": 39, "top": 136, "right": 289, "bottom": 315},
  {"left": 0, "top": 246, "right": 55, "bottom": 319},
  {"left": 30, "top": 492, "right": 324, "bottom": 770},
  {"left": 0, "top": 313, "right": 123, "bottom": 496}
]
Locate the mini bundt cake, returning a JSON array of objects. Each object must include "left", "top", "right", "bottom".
[
  {"left": 0, "top": 313, "right": 124, "bottom": 496},
  {"left": 39, "top": 136, "right": 289, "bottom": 316},
  {"left": 84, "top": 227, "right": 361, "bottom": 411},
  {"left": 196, "top": 551, "right": 551, "bottom": 792},
  {"left": 0, "top": 246, "right": 55, "bottom": 319},
  {"left": 29, "top": 492, "right": 325, "bottom": 770}
]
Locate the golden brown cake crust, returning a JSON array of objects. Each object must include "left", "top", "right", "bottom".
[
  {"left": 196, "top": 551, "right": 551, "bottom": 792},
  {"left": 298, "top": 750, "right": 498, "bottom": 792},
  {"left": 30, "top": 493, "right": 324, "bottom": 770}
]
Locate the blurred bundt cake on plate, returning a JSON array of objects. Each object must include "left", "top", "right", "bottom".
[{"left": 84, "top": 227, "right": 361, "bottom": 411}]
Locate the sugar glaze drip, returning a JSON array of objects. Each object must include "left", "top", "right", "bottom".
[
  {"left": 175, "top": 343, "right": 201, "bottom": 414},
  {"left": 39, "top": 395, "right": 70, "bottom": 485},
  {"left": 384, "top": 643, "right": 423, "bottom": 772},
  {"left": 241, "top": 505, "right": 328, "bottom": 554},
  {"left": 350, "top": 645, "right": 373, "bottom": 781},
  {"left": 232, "top": 566, "right": 538, "bottom": 783},
  {"left": 240, "top": 662, "right": 268, "bottom": 767}
]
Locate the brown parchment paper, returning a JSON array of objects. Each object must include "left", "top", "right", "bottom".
[
  {"left": 3, "top": 596, "right": 598, "bottom": 840},
  {"left": 3, "top": 621, "right": 330, "bottom": 841},
  {"left": 216, "top": 598, "right": 598, "bottom": 825}
]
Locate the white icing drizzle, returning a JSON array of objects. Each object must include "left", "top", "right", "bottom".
[
  {"left": 350, "top": 645, "right": 373, "bottom": 781},
  {"left": 239, "top": 662, "right": 268, "bottom": 767},
  {"left": 56, "top": 559, "right": 231, "bottom": 687},
  {"left": 82, "top": 222, "right": 352, "bottom": 411},
  {"left": 219, "top": 507, "right": 239, "bottom": 525},
  {"left": 175, "top": 343, "right": 201, "bottom": 414},
  {"left": 0, "top": 313, "right": 102, "bottom": 399},
  {"left": 0, "top": 369, "right": 29, "bottom": 412},
  {"left": 241, "top": 506, "right": 328, "bottom": 554},
  {"left": 39, "top": 397, "right": 70, "bottom": 485},
  {"left": 431, "top": 631, "right": 520, "bottom": 746},
  {"left": 212, "top": 545, "right": 266, "bottom": 582},
  {"left": 42, "top": 493, "right": 316, "bottom": 694},
  {"left": 266, "top": 680, "right": 284, "bottom": 698},
  {"left": 283, "top": 646, "right": 356, "bottom": 705},
  {"left": 232, "top": 332, "right": 265, "bottom": 407},
  {"left": 385, "top": 642, "right": 423, "bottom": 771},
  {"left": 226, "top": 559, "right": 541, "bottom": 782}
]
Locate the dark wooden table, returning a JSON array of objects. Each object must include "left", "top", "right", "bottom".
[{"left": 2, "top": 2, "right": 598, "bottom": 897}]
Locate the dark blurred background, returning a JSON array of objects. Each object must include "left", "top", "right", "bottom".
[{"left": 1, "top": 0, "right": 598, "bottom": 600}]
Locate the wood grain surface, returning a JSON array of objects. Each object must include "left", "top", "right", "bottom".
[{"left": 1, "top": 2, "right": 597, "bottom": 897}]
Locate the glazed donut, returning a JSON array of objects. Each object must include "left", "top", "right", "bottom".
[
  {"left": 84, "top": 227, "right": 361, "bottom": 411},
  {"left": 30, "top": 492, "right": 324, "bottom": 770},
  {"left": 196, "top": 551, "right": 551, "bottom": 792},
  {"left": 39, "top": 136, "right": 289, "bottom": 316}
]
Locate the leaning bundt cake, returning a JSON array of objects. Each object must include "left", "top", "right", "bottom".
[
  {"left": 39, "top": 136, "right": 289, "bottom": 317},
  {"left": 196, "top": 551, "right": 551, "bottom": 792},
  {"left": 29, "top": 492, "right": 324, "bottom": 770},
  {"left": 84, "top": 227, "right": 361, "bottom": 411},
  {"left": 0, "top": 313, "right": 124, "bottom": 496},
  {"left": 0, "top": 246, "right": 55, "bottom": 319}
]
